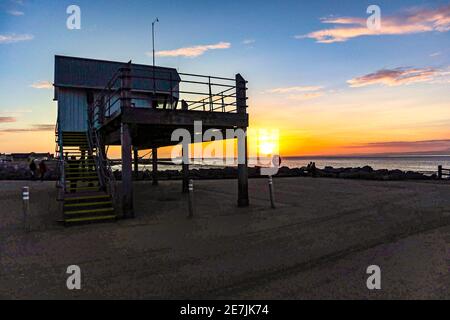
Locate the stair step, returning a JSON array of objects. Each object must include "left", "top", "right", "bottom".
[
  {"left": 64, "top": 215, "right": 116, "bottom": 224},
  {"left": 64, "top": 194, "right": 110, "bottom": 201},
  {"left": 64, "top": 207, "right": 114, "bottom": 215},
  {"left": 65, "top": 172, "right": 98, "bottom": 175},
  {"left": 64, "top": 201, "right": 112, "bottom": 208},
  {"left": 66, "top": 186, "right": 101, "bottom": 192}
]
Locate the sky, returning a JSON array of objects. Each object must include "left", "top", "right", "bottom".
[{"left": 0, "top": 0, "right": 449, "bottom": 156}]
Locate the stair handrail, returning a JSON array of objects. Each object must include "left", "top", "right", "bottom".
[
  {"left": 54, "top": 120, "right": 66, "bottom": 194},
  {"left": 87, "top": 112, "right": 118, "bottom": 210}
]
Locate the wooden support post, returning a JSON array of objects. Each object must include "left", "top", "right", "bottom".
[
  {"left": 152, "top": 147, "right": 158, "bottom": 186},
  {"left": 182, "top": 144, "right": 189, "bottom": 193},
  {"left": 236, "top": 73, "right": 247, "bottom": 115},
  {"left": 120, "top": 63, "right": 134, "bottom": 218},
  {"left": 237, "top": 130, "right": 249, "bottom": 207},
  {"left": 236, "top": 74, "right": 249, "bottom": 207},
  {"left": 121, "top": 123, "right": 134, "bottom": 218},
  {"left": 133, "top": 147, "right": 139, "bottom": 180},
  {"left": 438, "top": 165, "right": 443, "bottom": 179}
]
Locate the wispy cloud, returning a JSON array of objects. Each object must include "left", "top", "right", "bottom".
[
  {"left": 7, "top": 10, "right": 24, "bottom": 16},
  {"left": 430, "top": 51, "right": 442, "bottom": 57},
  {"left": 0, "top": 124, "right": 54, "bottom": 133},
  {"left": 347, "top": 139, "right": 450, "bottom": 153},
  {"left": 287, "top": 92, "right": 324, "bottom": 101},
  {"left": 0, "top": 117, "right": 16, "bottom": 123},
  {"left": 298, "top": 5, "right": 450, "bottom": 43},
  {"left": 154, "top": 42, "right": 231, "bottom": 58},
  {"left": 266, "top": 85, "right": 325, "bottom": 101},
  {"left": 0, "top": 33, "right": 33, "bottom": 44},
  {"left": 30, "top": 81, "right": 52, "bottom": 89},
  {"left": 0, "top": 109, "right": 32, "bottom": 115},
  {"left": 347, "top": 66, "right": 447, "bottom": 87},
  {"left": 242, "top": 39, "right": 256, "bottom": 45},
  {"left": 267, "top": 85, "right": 323, "bottom": 94}
]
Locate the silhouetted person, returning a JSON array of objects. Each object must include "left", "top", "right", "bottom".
[
  {"left": 181, "top": 99, "right": 188, "bottom": 111},
  {"left": 39, "top": 160, "right": 47, "bottom": 182},
  {"left": 29, "top": 159, "right": 37, "bottom": 180},
  {"left": 311, "top": 162, "right": 317, "bottom": 178}
]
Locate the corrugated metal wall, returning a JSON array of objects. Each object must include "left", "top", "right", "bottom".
[{"left": 57, "top": 88, "right": 88, "bottom": 132}]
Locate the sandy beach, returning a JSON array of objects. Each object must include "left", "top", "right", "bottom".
[{"left": 0, "top": 177, "right": 449, "bottom": 299}]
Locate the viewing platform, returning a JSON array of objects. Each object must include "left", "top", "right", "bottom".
[{"left": 54, "top": 56, "right": 250, "bottom": 222}]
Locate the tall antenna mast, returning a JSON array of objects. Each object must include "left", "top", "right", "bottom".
[
  {"left": 152, "top": 17, "right": 159, "bottom": 68},
  {"left": 152, "top": 17, "right": 159, "bottom": 98}
]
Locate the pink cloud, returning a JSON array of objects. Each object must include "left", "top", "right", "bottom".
[
  {"left": 267, "top": 86, "right": 323, "bottom": 94},
  {"left": 298, "top": 5, "right": 450, "bottom": 43},
  {"left": 30, "top": 81, "right": 52, "bottom": 89},
  {"left": 287, "top": 92, "right": 324, "bottom": 101},
  {"left": 154, "top": 42, "right": 231, "bottom": 58},
  {"left": 0, "top": 124, "right": 54, "bottom": 133},
  {"left": 0, "top": 117, "right": 16, "bottom": 123},
  {"left": 347, "top": 67, "right": 444, "bottom": 87}
]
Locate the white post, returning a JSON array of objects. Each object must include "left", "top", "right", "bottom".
[
  {"left": 268, "top": 176, "right": 275, "bottom": 209},
  {"left": 22, "top": 186, "right": 30, "bottom": 231},
  {"left": 188, "top": 179, "right": 194, "bottom": 218}
]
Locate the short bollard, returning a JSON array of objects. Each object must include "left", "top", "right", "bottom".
[
  {"left": 268, "top": 176, "right": 276, "bottom": 209},
  {"left": 188, "top": 179, "right": 194, "bottom": 218},
  {"left": 22, "top": 186, "right": 30, "bottom": 231}
]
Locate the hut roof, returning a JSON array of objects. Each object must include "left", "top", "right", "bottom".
[{"left": 54, "top": 55, "right": 180, "bottom": 95}]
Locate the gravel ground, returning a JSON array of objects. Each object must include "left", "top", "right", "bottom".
[{"left": 0, "top": 177, "right": 449, "bottom": 299}]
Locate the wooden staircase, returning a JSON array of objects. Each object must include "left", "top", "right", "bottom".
[{"left": 58, "top": 131, "right": 116, "bottom": 224}]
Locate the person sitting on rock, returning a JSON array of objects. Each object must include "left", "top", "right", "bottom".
[
  {"left": 311, "top": 162, "right": 317, "bottom": 178},
  {"left": 29, "top": 159, "right": 37, "bottom": 180},
  {"left": 39, "top": 160, "right": 47, "bottom": 182}
]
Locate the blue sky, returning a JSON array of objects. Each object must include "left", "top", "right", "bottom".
[{"left": 0, "top": 0, "right": 449, "bottom": 154}]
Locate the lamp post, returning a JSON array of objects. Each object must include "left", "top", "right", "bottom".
[
  {"left": 152, "top": 18, "right": 159, "bottom": 100},
  {"left": 152, "top": 17, "right": 159, "bottom": 68}
]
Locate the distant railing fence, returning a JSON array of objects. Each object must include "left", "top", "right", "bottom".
[{"left": 438, "top": 165, "right": 450, "bottom": 179}]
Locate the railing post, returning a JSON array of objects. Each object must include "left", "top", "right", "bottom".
[
  {"left": 58, "top": 124, "right": 65, "bottom": 194},
  {"left": 236, "top": 73, "right": 247, "bottom": 114},
  {"left": 221, "top": 92, "right": 225, "bottom": 112},
  {"left": 208, "top": 76, "right": 213, "bottom": 112},
  {"left": 438, "top": 165, "right": 443, "bottom": 179}
]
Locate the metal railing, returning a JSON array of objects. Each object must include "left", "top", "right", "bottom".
[
  {"left": 92, "top": 65, "right": 246, "bottom": 128},
  {"left": 438, "top": 165, "right": 450, "bottom": 179},
  {"left": 87, "top": 115, "right": 118, "bottom": 209},
  {"left": 54, "top": 121, "right": 65, "bottom": 194}
]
